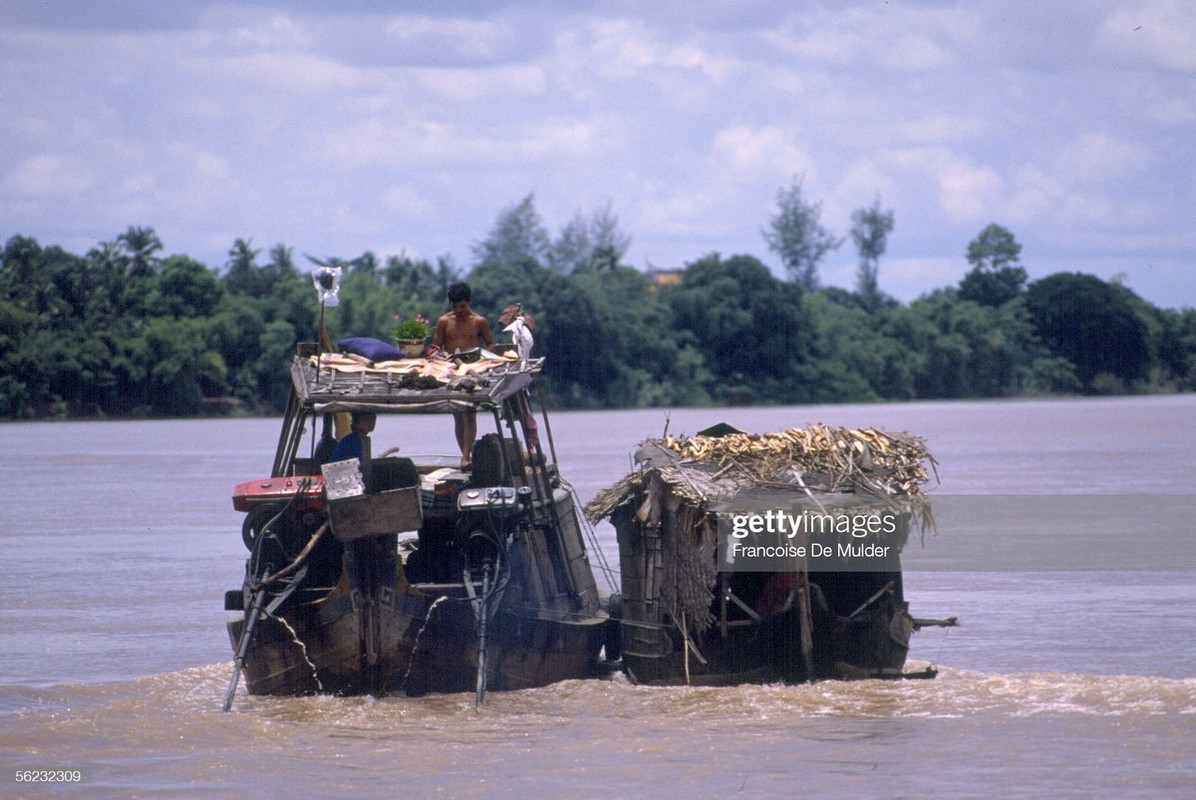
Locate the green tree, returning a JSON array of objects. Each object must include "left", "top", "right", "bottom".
[
  {"left": 572, "top": 263, "right": 711, "bottom": 407},
  {"left": 0, "top": 237, "right": 92, "bottom": 328},
  {"left": 466, "top": 254, "right": 604, "bottom": 403},
  {"left": 800, "top": 289, "right": 919, "bottom": 401},
  {"left": 383, "top": 253, "right": 436, "bottom": 299},
  {"left": 849, "top": 198, "right": 895, "bottom": 311},
  {"left": 116, "top": 225, "right": 163, "bottom": 280},
  {"left": 959, "top": 223, "right": 1028, "bottom": 306},
  {"left": 548, "top": 202, "right": 632, "bottom": 274},
  {"left": 667, "top": 253, "right": 808, "bottom": 404},
  {"left": 223, "top": 238, "right": 262, "bottom": 295},
  {"left": 467, "top": 256, "right": 549, "bottom": 327},
  {"left": 472, "top": 194, "right": 551, "bottom": 269},
  {"left": 262, "top": 244, "right": 298, "bottom": 294},
  {"left": 763, "top": 176, "right": 841, "bottom": 291},
  {"left": 142, "top": 316, "right": 224, "bottom": 416},
  {"left": 254, "top": 319, "right": 302, "bottom": 411},
  {"left": 350, "top": 251, "right": 380, "bottom": 278},
  {"left": 1173, "top": 309, "right": 1196, "bottom": 391},
  {"left": 208, "top": 293, "right": 265, "bottom": 406},
  {"left": 89, "top": 226, "right": 164, "bottom": 318},
  {"left": 148, "top": 255, "right": 223, "bottom": 318},
  {"left": 895, "top": 289, "right": 1043, "bottom": 398},
  {"left": 1024, "top": 272, "right": 1151, "bottom": 390},
  {"left": 329, "top": 272, "right": 403, "bottom": 342}
]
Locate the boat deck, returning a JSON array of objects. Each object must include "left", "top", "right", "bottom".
[{"left": 292, "top": 349, "right": 544, "bottom": 413}]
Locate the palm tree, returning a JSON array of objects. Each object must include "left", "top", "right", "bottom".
[
  {"left": 224, "top": 238, "right": 262, "bottom": 295},
  {"left": 117, "top": 226, "right": 163, "bottom": 280}
]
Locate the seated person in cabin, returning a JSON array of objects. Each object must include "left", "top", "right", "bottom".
[
  {"left": 330, "top": 411, "right": 376, "bottom": 463},
  {"left": 329, "top": 411, "right": 401, "bottom": 464},
  {"left": 432, "top": 282, "right": 496, "bottom": 469}
]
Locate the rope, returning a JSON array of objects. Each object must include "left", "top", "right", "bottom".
[
  {"left": 681, "top": 612, "right": 691, "bottom": 685},
  {"left": 563, "top": 478, "right": 620, "bottom": 594},
  {"left": 933, "top": 623, "right": 952, "bottom": 666},
  {"left": 253, "top": 522, "right": 328, "bottom": 591}
]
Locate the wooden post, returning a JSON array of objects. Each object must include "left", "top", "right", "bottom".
[
  {"left": 719, "top": 573, "right": 728, "bottom": 638},
  {"left": 797, "top": 526, "right": 815, "bottom": 680},
  {"left": 318, "top": 307, "right": 351, "bottom": 439}
]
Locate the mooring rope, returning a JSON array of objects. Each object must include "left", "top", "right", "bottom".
[{"left": 563, "top": 478, "right": 620, "bottom": 594}]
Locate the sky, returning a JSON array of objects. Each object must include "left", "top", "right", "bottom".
[{"left": 2, "top": 0, "right": 1194, "bottom": 308}]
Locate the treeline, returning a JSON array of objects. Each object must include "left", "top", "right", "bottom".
[{"left": 2, "top": 194, "right": 1194, "bottom": 418}]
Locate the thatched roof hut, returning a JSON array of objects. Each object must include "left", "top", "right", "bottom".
[{"left": 585, "top": 423, "right": 939, "bottom": 684}]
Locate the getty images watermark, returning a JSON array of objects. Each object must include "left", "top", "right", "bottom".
[
  {"left": 718, "top": 508, "right": 907, "bottom": 572},
  {"left": 718, "top": 495, "right": 1196, "bottom": 572}
]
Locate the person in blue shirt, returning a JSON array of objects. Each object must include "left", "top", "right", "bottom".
[{"left": 330, "top": 411, "right": 376, "bottom": 463}]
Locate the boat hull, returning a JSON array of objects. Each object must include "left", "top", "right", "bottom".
[
  {"left": 618, "top": 601, "right": 913, "bottom": 687},
  {"left": 228, "top": 588, "right": 605, "bottom": 697}
]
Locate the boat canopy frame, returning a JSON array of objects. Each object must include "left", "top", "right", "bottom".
[
  {"left": 272, "top": 351, "right": 555, "bottom": 480},
  {"left": 292, "top": 352, "right": 540, "bottom": 415}
]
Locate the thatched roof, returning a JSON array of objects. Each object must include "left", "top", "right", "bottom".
[{"left": 585, "top": 424, "right": 937, "bottom": 534}]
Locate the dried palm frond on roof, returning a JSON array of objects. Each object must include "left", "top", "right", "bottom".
[
  {"left": 659, "top": 424, "right": 936, "bottom": 498},
  {"left": 588, "top": 425, "right": 936, "bottom": 517}
]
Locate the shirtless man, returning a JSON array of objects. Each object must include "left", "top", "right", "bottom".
[{"left": 433, "top": 282, "right": 495, "bottom": 469}]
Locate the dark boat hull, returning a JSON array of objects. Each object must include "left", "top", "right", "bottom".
[
  {"left": 228, "top": 588, "right": 605, "bottom": 697},
  {"left": 226, "top": 564, "right": 607, "bottom": 693},
  {"left": 618, "top": 601, "right": 913, "bottom": 687}
]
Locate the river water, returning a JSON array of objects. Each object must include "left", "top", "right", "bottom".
[{"left": 2, "top": 395, "right": 1194, "bottom": 798}]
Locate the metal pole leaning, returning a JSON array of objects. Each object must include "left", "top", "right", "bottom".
[{"left": 223, "top": 588, "right": 267, "bottom": 712}]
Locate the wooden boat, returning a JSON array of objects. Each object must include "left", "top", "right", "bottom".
[
  {"left": 223, "top": 344, "right": 609, "bottom": 707},
  {"left": 585, "top": 423, "right": 955, "bottom": 686}
]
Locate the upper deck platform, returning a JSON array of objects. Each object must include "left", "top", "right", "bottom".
[{"left": 291, "top": 348, "right": 543, "bottom": 414}]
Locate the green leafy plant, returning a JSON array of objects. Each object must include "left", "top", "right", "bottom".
[{"left": 393, "top": 313, "right": 431, "bottom": 340}]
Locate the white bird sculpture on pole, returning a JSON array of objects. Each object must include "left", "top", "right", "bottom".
[{"left": 502, "top": 304, "right": 534, "bottom": 369}]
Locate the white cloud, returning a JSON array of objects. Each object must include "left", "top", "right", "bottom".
[
  {"left": 318, "top": 112, "right": 597, "bottom": 173},
  {"left": 5, "top": 154, "right": 94, "bottom": 197},
  {"left": 382, "top": 15, "right": 511, "bottom": 62},
  {"left": 893, "top": 114, "right": 990, "bottom": 147},
  {"left": 120, "top": 172, "right": 157, "bottom": 195},
  {"left": 319, "top": 118, "right": 463, "bottom": 169},
  {"left": 185, "top": 50, "right": 366, "bottom": 93},
  {"left": 1058, "top": 132, "right": 1151, "bottom": 184},
  {"left": 0, "top": 1, "right": 1193, "bottom": 308},
  {"left": 227, "top": 12, "right": 313, "bottom": 51},
  {"left": 583, "top": 17, "right": 738, "bottom": 85},
  {"left": 1099, "top": 0, "right": 1196, "bottom": 71},
  {"left": 1150, "top": 96, "right": 1196, "bottom": 126},
  {"left": 763, "top": 4, "right": 975, "bottom": 70},
  {"left": 195, "top": 151, "right": 231, "bottom": 179},
  {"left": 888, "top": 148, "right": 1002, "bottom": 224},
  {"left": 405, "top": 63, "right": 547, "bottom": 101},
  {"left": 710, "top": 125, "right": 811, "bottom": 181},
  {"left": 937, "top": 164, "right": 1002, "bottom": 223},
  {"left": 878, "top": 33, "right": 956, "bottom": 72},
  {"left": 638, "top": 184, "right": 728, "bottom": 238},
  {"left": 834, "top": 161, "right": 900, "bottom": 211},
  {"left": 381, "top": 184, "right": 433, "bottom": 218},
  {"left": 585, "top": 18, "right": 664, "bottom": 78},
  {"left": 1003, "top": 166, "right": 1068, "bottom": 225}
]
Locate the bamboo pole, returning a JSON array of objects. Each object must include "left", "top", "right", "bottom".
[{"left": 797, "top": 525, "right": 815, "bottom": 680}]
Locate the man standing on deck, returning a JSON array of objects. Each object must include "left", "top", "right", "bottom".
[{"left": 433, "top": 282, "right": 496, "bottom": 469}]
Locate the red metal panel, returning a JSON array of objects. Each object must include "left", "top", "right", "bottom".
[{"left": 232, "top": 475, "right": 324, "bottom": 512}]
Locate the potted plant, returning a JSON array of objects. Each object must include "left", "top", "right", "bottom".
[{"left": 393, "top": 313, "right": 431, "bottom": 356}]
